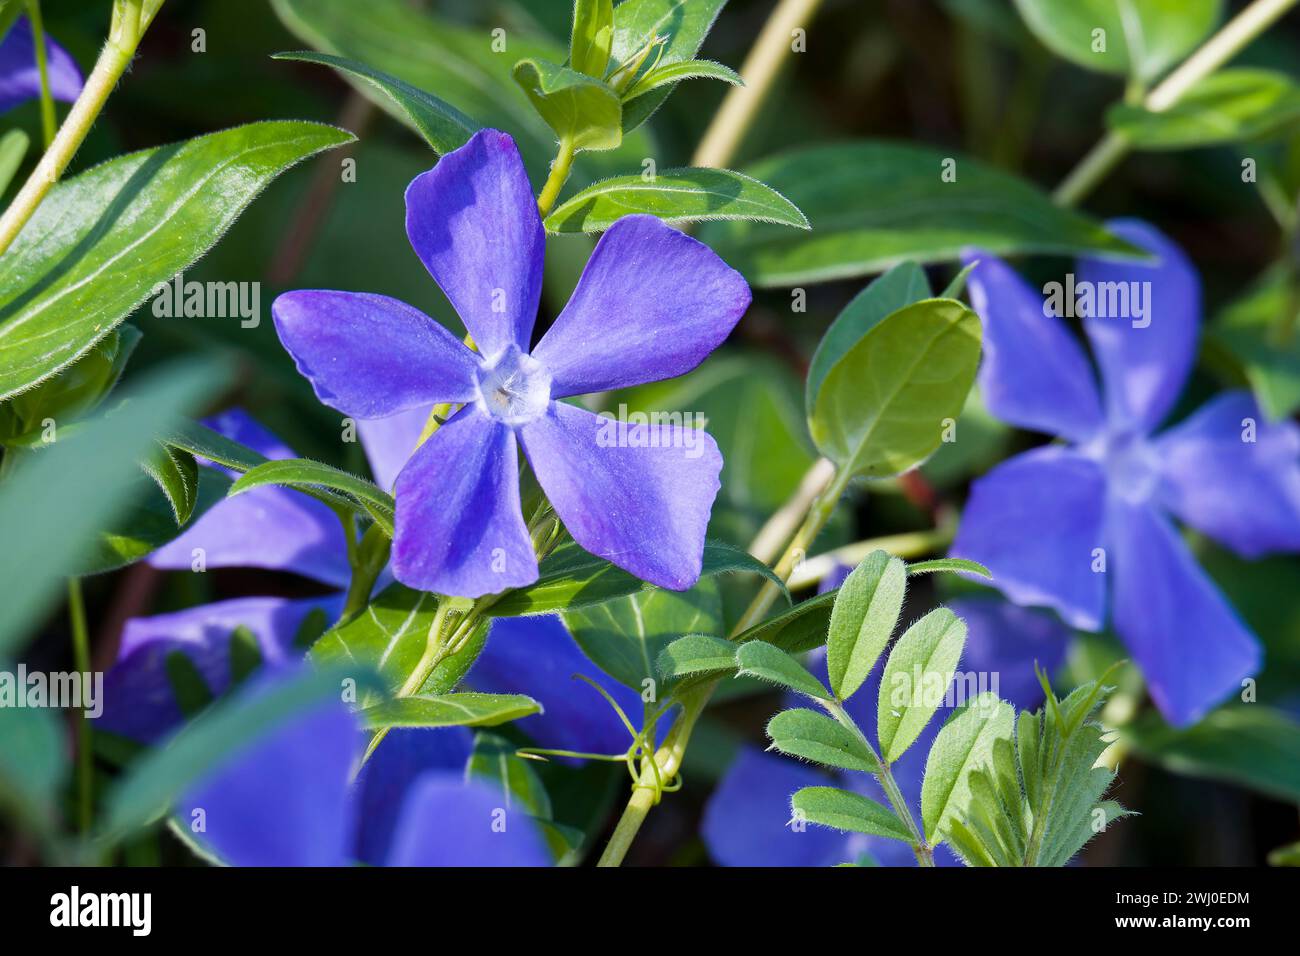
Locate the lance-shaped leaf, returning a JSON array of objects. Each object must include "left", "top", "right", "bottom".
[
  {"left": 273, "top": 51, "right": 478, "bottom": 154},
  {"left": 766, "top": 708, "right": 877, "bottom": 774},
  {"left": 656, "top": 633, "right": 738, "bottom": 681},
  {"left": 513, "top": 58, "right": 623, "bottom": 151},
  {"left": 0, "top": 122, "right": 352, "bottom": 401},
  {"left": 920, "top": 692, "right": 1014, "bottom": 843},
  {"left": 790, "top": 786, "right": 912, "bottom": 841},
  {"left": 1108, "top": 68, "right": 1300, "bottom": 150},
  {"left": 489, "top": 540, "right": 786, "bottom": 616},
  {"left": 229, "top": 458, "right": 395, "bottom": 535},
  {"left": 826, "top": 551, "right": 907, "bottom": 701},
  {"left": 613, "top": 0, "right": 728, "bottom": 131},
  {"left": 140, "top": 444, "right": 200, "bottom": 526},
  {"left": 362, "top": 692, "right": 542, "bottom": 730},
  {"left": 699, "top": 141, "right": 1142, "bottom": 287},
  {"left": 310, "top": 584, "right": 486, "bottom": 707},
  {"left": 624, "top": 59, "right": 742, "bottom": 100},
  {"left": 877, "top": 608, "right": 967, "bottom": 762},
  {"left": 571, "top": 0, "right": 615, "bottom": 77},
  {"left": 811, "top": 298, "right": 981, "bottom": 479},
  {"left": 544, "top": 167, "right": 807, "bottom": 233},
  {"left": 735, "top": 641, "right": 829, "bottom": 700},
  {"left": 907, "top": 557, "right": 992, "bottom": 578}
]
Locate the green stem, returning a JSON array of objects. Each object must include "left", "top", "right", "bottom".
[
  {"left": 1052, "top": 0, "right": 1299, "bottom": 208},
  {"left": 338, "top": 522, "right": 391, "bottom": 625},
  {"left": 0, "top": 0, "right": 164, "bottom": 254},
  {"left": 25, "top": 0, "right": 55, "bottom": 149},
  {"left": 536, "top": 136, "right": 575, "bottom": 217},
  {"left": 823, "top": 698, "right": 934, "bottom": 866},
  {"left": 67, "top": 578, "right": 92, "bottom": 834}
]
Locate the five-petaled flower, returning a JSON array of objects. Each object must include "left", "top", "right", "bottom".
[
  {"left": 952, "top": 220, "right": 1300, "bottom": 726},
  {"left": 271, "top": 129, "right": 751, "bottom": 598},
  {"left": 0, "top": 16, "right": 81, "bottom": 114}
]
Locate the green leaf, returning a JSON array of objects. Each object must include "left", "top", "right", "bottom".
[
  {"left": 734, "top": 590, "right": 837, "bottom": 654},
  {"left": 806, "top": 262, "right": 932, "bottom": 414},
  {"left": 613, "top": 0, "right": 728, "bottom": 131},
  {"left": 0, "top": 128, "right": 28, "bottom": 196},
  {"left": 229, "top": 458, "right": 395, "bottom": 535},
  {"left": 877, "top": 608, "right": 967, "bottom": 762},
  {"left": 490, "top": 540, "right": 786, "bottom": 616},
  {"left": 0, "top": 122, "right": 351, "bottom": 401},
  {"left": 513, "top": 58, "right": 623, "bottom": 151},
  {"left": 656, "top": 633, "right": 738, "bottom": 680},
  {"left": 139, "top": 443, "right": 199, "bottom": 526},
  {"left": 699, "top": 141, "right": 1142, "bottom": 287},
  {"left": 920, "top": 692, "right": 1014, "bottom": 842},
  {"left": 907, "top": 557, "right": 992, "bottom": 578},
  {"left": 1124, "top": 706, "right": 1300, "bottom": 804},
  {"left": 827, "top": 551, "right": 908, "bottom": 701},
  {"left": 767, "top": 708, "right": 877, "bottom": 773},
  {"left": 468, "top": 731, "right": 552, "bottom": 818},
  {"left": 164, "top": 650, "right": 215, "bottom": 718},
  {"left": 1012, "top": 0, "right": 1221, "bottom": 82},
  {"left": 811, "top": 298, "right": 982, "bottom": 478},
  {"left": 563, "top": 579, "right": 722, "bottom": 691},
  {"left": 162, "top": 418, "right": 267, "bottom": 472},
  {"left": 362, "top": 692, "right": 542, "bottom": 730},
  {"left": 1269, "top": 841, "right": 1300, "bottom": 867},
  {"left": 0, "top": 361, "right": 220, "bottom": 655},
  {"left": 310, "top": 584, "right": 486, "bottom": 707},
  {"left": 571, "top": 0, "right": 615, "bottom": 77},
  {"left": 735, "top": 641, "right": 829, "bottom": 700},
  {"left": 99, "top": 665, "right": 364, "bottom": 844},
  {"left": 272, "top": 51, "right": 478, "bottom": 154},
  {"left": 0, "top": 704, "right": 67, "bottom": 835},
  {"left": 790, "top": 786, "right": 912, "bottom": 841},
  {"left": 544, "top": 167, "right": 807, "bottom": 233},
  {"left": 625, "top": 58, "right": 742, "bottom": 99},
  {"left": 1109, "top": 69, "right": 1300, "bottom": 149},
  {"left": 1211, "top": 267, "right": 1300, "bottom": 420}
]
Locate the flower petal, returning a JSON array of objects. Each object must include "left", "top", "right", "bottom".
[
  {"left": 149, "top": 409, "right": 352, "bottom": 588},
  {"left": 952, "top": 446, "right": 1108, "bottom": 630},
  {"left": 385, "top": 772, "right": 552, "bottom": 866},
  {"left": 531, "top": 215, "right": 750, "bottom": 397},
  {"left": 1155, "top": 390, "right": 1300, "bottom": 558},
  {"left": 179, "top": 672, "right": 358, "bottom": 867},
  {"left": 353, "top": 728, "right": 473, "bottom": 866},
  {"left": 405, "top": 129, "right": 544, "bottom": 357},
  {"left": 99, "top": 596, "right": 338, "bottom": 743},
  {"left": 392, "top": 403, "right": 537, "bottom": 597},
  {"left": 948, "top": 596, "right": 1070, "bottom": 711},
  {"left": 468, "top": 614, "right": 655, "bottom": 756},
  {"left": 0, "top": 18, "right": 82, "bottom": 113},
  {"left": 357, "top": 404, "right": 431, "bottom": 492},
  {"left": 520, "top": 401, "right": 721, "bottom": 590},
  {"left": 702, "top": 748, "right": 848, "bottom": 867},
  {"left": 1108, "top": 499, "right": 1261, "bottom": 726},
  {"left": 1077, "top": 220, "right": 1200, "bottom": 434},
  {"left": 964, "top": 252, "right": 1103, "bottom": 442},
  {"left": 272, "top": 290, "right": 479, "bottom": 419}
]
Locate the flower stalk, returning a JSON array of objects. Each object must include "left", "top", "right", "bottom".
[{"left": 536, "top": 136, "right": 575, "bottom": 217}]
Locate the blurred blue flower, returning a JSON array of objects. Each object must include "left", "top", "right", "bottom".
[
  {"left": 702, "top": 598, "right": 1069, "bottom": 866},
  {"left": 0, "top": 16, "right": 82, "bottom": 114},
  {"left": 952, "top": 220, "right": 1300, "bottom": 726}
]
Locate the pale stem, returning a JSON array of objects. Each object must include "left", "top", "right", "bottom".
[
  {"left": 0, "top": 0, "right": 164, "bottom": 255},
  {"left": 788, "top": 525, "right": 956, "bottom": 590},
  {"left": 691, "top": 0, "right": 826, "bottom": 169},
  {"left": 749, "top": 456, "right": 835, "bottom": 565},
  {"left": 67, "top": 577, "right": 92, "bottom": 834},
  {"left": 1053, "top": 0, "right": 1299, "bottom": 207},
  {"left": 536, "top": 136, "right": 576, "bottom": 217}
]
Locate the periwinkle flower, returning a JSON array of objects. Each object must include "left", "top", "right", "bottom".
[
  {"left": 703, "top": 599, "right": 1069, "bottom": 866},
  {"left": 271, "top": 129, "right": 751, "bottom": 598},
  {"left": 101, "top": 409, "right": 652, "bottom": 753},
  {"left": 0, "top": 16, "right": 82, "bottom": 114},
  {"left": 952, "top": 220, "right": 1300, "bottom": 726}
]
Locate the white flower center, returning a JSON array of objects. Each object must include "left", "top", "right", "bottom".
[
  {"left": 1084, "top": 430, "right": 1161, "bottom": 504},
  {"left": 476, "top": 345, "right": 551, "bottom": 426}
]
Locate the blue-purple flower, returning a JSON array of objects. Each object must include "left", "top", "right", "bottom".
[
  {"left": 0, "top": 16, "right": 82, "bottom": 114},
  {"left": 952, "top": 220, "right": 1300, "bottom": 726},
  {"left": 271, "top": 129, "right": 751, "bottom": 599},
  {"left": 703, "top": 598, "right": 1069, "bottom": 866}
]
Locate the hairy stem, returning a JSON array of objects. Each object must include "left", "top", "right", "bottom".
[
  {"left": 0, "top": 0, "right": 164, "bottom": 254},
  {"left": 536, "top": 136, "right": 575, "bottom": 217},
  {"left": 1053, "top": 0, "right": 1299, "bottom": 207},
  {"left": 67, "top": 578, "right": 92, "bottom": 834},
  {"left": 788, "top": 524, "right": 955, "bottom": 590},
  {"left": 692, "top": 0, "right": 826, "bottom": 168}
]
